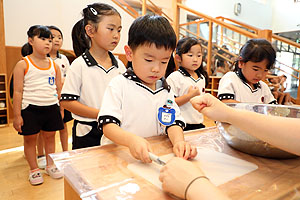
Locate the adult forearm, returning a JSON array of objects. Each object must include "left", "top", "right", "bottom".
[
  {"left": 226, "top": 108, "right": 300, "bottom": 155},
  {"left": 187, "top": 178, "right": 230, "bottom": 200}
]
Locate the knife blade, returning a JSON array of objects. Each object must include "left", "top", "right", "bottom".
[{"left": 149, "top": 152, "right": 166, "bottom": 166}]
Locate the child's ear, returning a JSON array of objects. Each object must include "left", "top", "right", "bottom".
[
  {"left": 175, "top": 54, "right": 181, "bottom": 63},
  {"left": 28, "top": 37, "right": 33, "bottom": 45},
  {"left": 124, "top": 45, "right": 133, "bottom": 61},
  {"left": 238, "top": 61, "right": 244, "bottom": 69},
  {"left": 85, "top": 24, "right": 95, "bottom": 38}
]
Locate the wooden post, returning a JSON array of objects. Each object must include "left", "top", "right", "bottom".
[
  {"left": 0, "top": 0, "right": 7, "bottom": 73},
  {"left": 172, "top": 0, "right": 180, "bottom": 40},
  {"left": 206, "top": 21, "right": 213, "bottom": 76},
  {"left": 142, "top": 0, "right": 147, "bottom": 16},
  {"left": 257, "top": 29, "right": 272, "bottom": 41}
]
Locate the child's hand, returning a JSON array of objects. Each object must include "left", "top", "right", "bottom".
[
  {"left": 173, "top": 141, "right": 197, "bottom": 160},
  {"left": 187, "top": 86, "right": 200, "bottom": 98},
  {"left": 128, "top": 135, "right": 152, "bottom": 163},
  {"left": 13, "top": 116, "right": 23, "bottom": 133}
]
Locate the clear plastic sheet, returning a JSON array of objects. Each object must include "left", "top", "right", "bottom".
[{"left": 50, "top": 127, "right": 300, "bottom": 200}]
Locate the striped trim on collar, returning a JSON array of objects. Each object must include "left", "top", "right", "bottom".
[
  {"left": 81, "top": 49, "right": 119, "bottom": 73},
  {"left": 178, "top": 66, "right": 203, "bottom": 82},
  {"left": 123, "top": 67, "right": 171, "bottom": 94}
]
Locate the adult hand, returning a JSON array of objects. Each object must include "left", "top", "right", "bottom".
[
  {"left": 190, "top": 93, "right": 232, "bottom": 123},
  {"left": 159, "top": 157, "right": 204, "bottom": 199}
]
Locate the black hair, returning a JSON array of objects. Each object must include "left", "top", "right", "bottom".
[
  {"left": 165, "top": 54, "right": 176, "bottom": 78},
  {"left": 176, "top": 37, "right": 209, "bottom": 86},
  {"left": 72, "top": 3, "right": 121, "bottom": 57},
  {"left": 47, "top": 25, "right": 63, "bottom": 38},
  {"left": 233, "top": 38, "right": 276, "bottom": 71},
  {"left": 128, "top": 15, "right": 177, "bottom": 51},
  {"left": 21, "top": 25, "right": 53, "bottom": 57}
]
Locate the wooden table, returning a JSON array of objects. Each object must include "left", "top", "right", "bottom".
[{"left": 50, "top": 127, "right": 300, "bottom": 200}]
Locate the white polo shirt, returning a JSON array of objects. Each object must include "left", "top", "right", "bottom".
[
  {"left": 98, "top": 68, "right": 185, "bottom": 145},
  {"left": 217, "top": 70, "right": 276, "bottom": 104},
  {"left": 52, "top": 53, "right": 70, "bottom": 79},
  {"left": 167, "top": 67, "right": 206, "bottom": 124},
  {"left": 61, "top": 50, "right": 126, "bottom": 122}
]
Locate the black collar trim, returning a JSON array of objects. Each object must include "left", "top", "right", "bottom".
[
  {"left": 235, "top": 69, "right": 261, "bottom": 93},
  {"left": 82, "top": 49, "right": 119, "bottom": 73},
  {"left": 178, "top": 66, "right": 203, "bottom": 82},
  {"left": 123, "top": 67, "right": 170, "bottom": 94},
  {"left": 47, "top": 52, "right": 61, "bottom": 59}
]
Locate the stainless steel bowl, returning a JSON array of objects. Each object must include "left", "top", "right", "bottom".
[{"left": 216, "top": 103, "right": 300, "bottom": 159}]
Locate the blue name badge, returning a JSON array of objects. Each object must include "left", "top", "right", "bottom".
[{"left": 158, "top": 107, "right": 175, "bottom": 126}]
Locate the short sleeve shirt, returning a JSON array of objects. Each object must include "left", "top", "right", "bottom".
[
  {"left": 61, "top": 50, "right": 126, "bottom": 122},
  {"left": 98, "top": 68, "right": 185, "bottom": 145},
  {"left": 53, "top": 53, "right": 70, "bottom": 79},
  {"left": 167, "top": 67, "right": 206, "bottom": 124},
  {"left": 217, "top": 70, "right": 276, "bottom": 104}
]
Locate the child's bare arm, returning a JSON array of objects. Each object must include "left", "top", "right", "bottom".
[
  {"left": 221, "top": 99, "right": 240, "bottom": 103},
  {"left": 60, "top": 100, "right": 99, "bottom": 119},
  {"left": 13, "top": 60, "right": 26, "bottom": 132},
  {"left": 55, "top": 65, "right": 62, "bottom": 100},
  {"left": 103, "top": 123, "right": 152, "bottom": 163},
  {"left": 175, "top": 86, "right": 200, "bottom": 106},
  {"left": 167, "top": 126, "right": 197, "bottom": 159}
]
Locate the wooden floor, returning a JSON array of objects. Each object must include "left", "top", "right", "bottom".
[{"left": 0, "top": 118, "right": 215, "bottom": 200}]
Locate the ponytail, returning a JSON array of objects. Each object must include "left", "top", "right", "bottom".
[
  {"left": 72, "top": 19, "right": 89, "bottom": 57},
  {"left": 21, "top": 43, "right": 33, "bottom": 57}
]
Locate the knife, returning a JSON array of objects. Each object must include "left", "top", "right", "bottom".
[{"left": 149, "top": 152, "right": 166, "bottom": 166}]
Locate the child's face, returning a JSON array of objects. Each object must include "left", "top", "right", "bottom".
[
  {"left": 177, "top": 44, "right": 202, "bottom": 73},
  {"left": 125, "top": 43, "right": 173, "bottom": 90},
  {"left": 29, "top": 36, "right": 52, "bottom": 56},
  {"left": 87, "top": 14, "right": 122, "bottom": 51},
  {"left": 238, "top": 59, "right": 269, "bottom": 86},
  {"left": 50, "top": 29, "right": 63, "bottom": 52}
]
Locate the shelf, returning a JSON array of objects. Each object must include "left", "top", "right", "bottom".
[
  {"left": 0, "top": 74, "right": 9, "bottom": 127},
  {"left": 208, "top": 76, "right": 221, "bottom": 97}
]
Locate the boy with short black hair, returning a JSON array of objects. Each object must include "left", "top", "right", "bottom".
[{"left": 98, "top": 15, "right": 197, "bottom": 163}]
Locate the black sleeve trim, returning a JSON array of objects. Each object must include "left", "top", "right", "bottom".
[
  {"left": 165, "top": 120, "right": 185, "bottom": 134},
  {"left": 98, "top": 115, "right": 121, "bottom": 131},
  {"left": 268, "top": 100, "right": 277, "bottom": 104},
  {"left": 218, "top": 93, "right": 235, "bottom": 100},
  {"left": 60, "top": 94, "right": 79, "bottom": 101}
]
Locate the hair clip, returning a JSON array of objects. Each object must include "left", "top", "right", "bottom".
[{"left": 89, "top": 6, "right": 98, "bottom": 16}]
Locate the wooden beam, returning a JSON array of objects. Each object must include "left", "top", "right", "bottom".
[
  {"left": 142, "top": 0, "right": 146, "bottom": 15},
  {"left": 206, "top": 21, "right": 213, "bottom": 76},
  {"left": 172, "top": 0, "right": 180, "bottom": 40},
  {"left": 0, "top": 0, "right": 7, "bottom": 73}
]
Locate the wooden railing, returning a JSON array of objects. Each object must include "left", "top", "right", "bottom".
[{"left": 112, "top": 0, "right": 300, "bottom": 103}]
